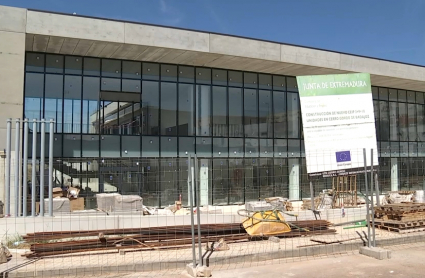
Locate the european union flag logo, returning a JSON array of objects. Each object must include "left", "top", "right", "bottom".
[{"left": 336, "top": 151, "right": 351, "bottom": 162}]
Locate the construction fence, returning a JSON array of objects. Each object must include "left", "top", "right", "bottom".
[{"left": 1, "top": 149, "right": 425, "bottom": 277}]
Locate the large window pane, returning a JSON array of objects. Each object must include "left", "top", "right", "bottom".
[
  {"left": 82, "top": 77, "right": 100, "bottom": 134},
  {"left": 142, "top": 63, "right": 159, "bottom": 80},
  {"left": 122, "top": 61, "right": 141, "bottom": 79},
  {"left": 212, "top": 86, "right": 227, "bottom": 137},
  {"left": 179, "top": 66, "right": 194, "bottom": 83},
  {"left": 161, "top": 64, "right": 177, "bottom": 82},
  {"left": 82, "top": 135, "right": 99, "bottom": 157},
  {"left": 161, "top": 137, "right": 177, "bottom": 157},
  {"left": 64, "top": 75, "right": 82, "bottom": 133},
  {"left": 229, "top": 159, "right": 244, "bottom": 204},
  {"left": 196, "top": 68, "right": 211, "bottom": 84},
  {"left": 196, "top": 137, "right": 212, "bottom": 157},
  {"left": 101, "top": 78, "right": 120, "bottom": 91},
  {"left": 379, "top": 101, "right": 389, "bottom": 141},
  {"left": 244, "top": 72, "right": 257, "bottom": 88},
  {"left": 389, "top": 102, "right": 398, "bottom": 141},
  {"left": 102, "top": 59, "right": 121, "bottom": 78},
  {"left": 260, "top": 139, "right": 273, "bottom": 157},
  {"left": 46, "top": 54, "right": 63, "bottom": 74},
  {"left": 408, "top": 103, "right": 417, "bottom": 141},
  {"left": 287, "top": 77, "right": 298, "bottom": 92},
  {"left": 213, "top": 138, "right": 228, "bottom": 157},
  {"left": 373, "top": 100, "right": 380, "bottom": 141},
  {"left": 122, "top": 136, "right": 140, "bottom": 157},
  {"left": 100, "top": 101, "right": 119, "bottom": 134},
  {"left": 26, "top": 53, "right": 44, "bottom": 72},
  {"left": 274, "top": 158, "right": 288, "bottom": 198},
  {"left": 273, "top": 91, "right": 287, "bottom": 138},
  {"left": 287, "top": 92, "right": 300, "bottom": 138},
  {"left": 229, "top": 138, "right": 244, "bottom": 157},
  {"left": 229, "top": 88, "right": 243, "bottom": 137},
  {"left": 417, "top": 105, "right": 425, "bottom": 141},
  {"left": 122, "top": 79, "right": 141, "bottom": 93},
  {"left": 44, "top": 74, "right": 63, "bottom": 133},
  {"left": 63, "top": 135, "right": 81, "bottom": 157},
  {"left": 141, "top": 81, "right": 159, "bottom": 135},
  {"left": 212, "top": 69, "right": 227, "bottom": 86},
  {"left": 196, "top": 85, "right": 211, "bottom": 136},
  {"left": 259, "top": 158, "right": 273, "bottom": 199},
  {"left": 244, "top": 89, "right": 258, "bottom": 137},
  {"left": 259, "top": 90, "right": 272, "bottom": 138},
  {"left": 259, "top": 74, "right": 272, "bottom": 90},
  {"left": 160, "top": 83, "right": 177, "bottom": 135},
  {"left": 178, "top": 84, "right": 195, "bottom": 136},
  {"left": 160, "top": 159, "right": 178, "bottom": 207},
  {"left": 245, "top": 138, "right": 259, "bottom": 157},
  {"left": 25, "top": 73, "right": 44, "bottom": 122},
  {"left": 142, "top": 136, "right": 159, "bottom": 157},
  {"left": 212, "top": 159, "right": 229, "bottom": 205},
  {"left": 228, "top": 71, "right": 242, "bottom": 87},
  {"left": 84, "top": 57, "right": 100, "bottom": 76},
  {"left": 179, "top": 137, "right": 195, "bottom": 157},
  {"left": 398, "top": 103, "right": 408, "bottom": 141},
  {"left": 100, "top": 135, "right": 120, "bottom": 157},
  {"left": 245, "top": 158, "right": 258, "bottom": 202},
  {"left": 65, "top": 56, "right": 82, "bottom": 75}
]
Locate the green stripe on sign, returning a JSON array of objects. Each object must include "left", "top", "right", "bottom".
[{"left": 296, "top": 73, "right": 371, "bottom": 97}]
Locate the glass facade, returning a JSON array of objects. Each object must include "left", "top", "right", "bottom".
[{"left": 24, "top": 52, "right": 425, "bottom": 207}]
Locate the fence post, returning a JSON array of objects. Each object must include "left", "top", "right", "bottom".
[
  {"left": 194, "top": 155, "right": 202, "bottom": 266},
  {"left": 5, "top": 118, "right": 11, "bottom": 216},
  {"left": 23, "top": 119, "right": 29, "bottom": 217},
  {"left": 48, "top": 119, "right": 54, "bottom": 217},
  {"left": 39, "top": 119, "right": 45, "bottom": 217},
  {"left": 370, "top": 149, "right": 376, "bottom": 247},
  {"left": 363, "top": 148, "right": 371, "bottom": 248},
  {"left": 31, "top": 119, "right": 37, "bottom": 216},
  {"left": 188, "top": 155, "right": 196, "bottom": 267},
  {"left": 14, "top": 119, "right": 20, "bottom": 217}
]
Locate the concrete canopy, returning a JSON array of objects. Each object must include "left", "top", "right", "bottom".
[{"left": 4, "top": 5, "right": 425, "bottom": 91}]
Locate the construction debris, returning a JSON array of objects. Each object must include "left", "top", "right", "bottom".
[
  {"left": 374, "top": 203, "right": 425, "bottom": 233},
  {"left": 0, "top": 243, "right": 12, "bottom": 264},
  {"left": 381, "top": 191, "right": 414, "bottom": 205}
]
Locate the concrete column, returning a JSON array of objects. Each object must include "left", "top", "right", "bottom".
[
  {"left": 289, "top": 158, "right": 300, "bottom": 200},
  {"left": 0, "top": 6, "right": 26, "bottom": 208},
  {"left": 391, "top": 158, "right": 399, "bottom": 191}
]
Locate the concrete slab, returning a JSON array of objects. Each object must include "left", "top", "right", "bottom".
[
  {"left": 359, "top": 246, "right": 391, "bottom": 260},
  {"left": 0, "top": 5, "right": 26, "bottom": 33}
]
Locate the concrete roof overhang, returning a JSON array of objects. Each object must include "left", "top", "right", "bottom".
[{"left": 20, "top": 9, "right": 425, "bottom": 91}]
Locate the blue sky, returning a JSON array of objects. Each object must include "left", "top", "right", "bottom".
[{"left": 2, "top": 0, "right": 425, "bottom": 66}]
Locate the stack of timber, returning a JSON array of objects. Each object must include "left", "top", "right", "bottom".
[
  {"left": 22, "top": 221, "right": 335, "bottom": 258},
  {"left": 374, "top": 203, "right": 425, "bottom": 233}
]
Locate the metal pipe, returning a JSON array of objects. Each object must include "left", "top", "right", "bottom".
[
  {"left": 195, "top": 155, "right": 202, "bottom": 266},
  {"left": 309, "top": 181, "right": 315, "bottom": 211},
  {"left": 5, "top": 118, "right": 12, "bottom": 216},
  {"left": 374, "top": 173, "right": 380, "bottom": 206},
  {"left": 23, "top": 119, "right": 29, "bottom": 217},
  {"left": 370, "top": 149, "right": 376, "bottom": 247},
  {"left": 31, "top": 119, "right": 37, "bottom": 216},
  {"left": 363, "top": 148, "right": 371, "bottom": 248},
  {"left": 14, "top": 119, "right": 21, "bottom": 217},
  {"left": 39, "top": 119, "right": 45, "bottom": 217},
  {"left": 188, "top": 155, "right": 196, "bottom": 267},
  {"left": 48, "top": 119, "right": 54, "bottom": 217}
]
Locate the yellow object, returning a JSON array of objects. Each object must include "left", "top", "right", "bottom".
[{"left": 241, "top": 210, "right": 291, "bottom": 236}]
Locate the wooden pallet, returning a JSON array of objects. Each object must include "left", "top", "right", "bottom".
[
  {"left": 374, "top": 219, "right": 425, "bottom": 229},
  {"left": 375, "top": 224, "right": 425, "bottom": 234}
]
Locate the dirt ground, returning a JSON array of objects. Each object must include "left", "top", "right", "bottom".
[{"left": 86, "top": 242, "right": 425, "bottom": 278}]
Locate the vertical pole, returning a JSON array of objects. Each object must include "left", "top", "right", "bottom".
[
  {"left": 374, "top": 173, "right": 380, "bottom": 206},
  {"left": 188, "top": 155, "right": 196, "bottom": 267},
  {"left": 309, "top": 181, "right": 315, "bottom": 211},
  {"left": 48, "top": 119, "right": 54, "bottom": 217},
  {"left": 31, "top": 119, "right": 37, "bottom": 216},
  {"left": 194, "top": 155, "right": 203, "bottom": 266},
  {"left": 14, "top": 119, "right": 21, "bottom": 217},
  {"left": 363, "top": 148, "right": 371, "bottom": 248},
  {"left": 5, "top": 118, "right": 12, "bottom": 216},
  {"left": 39, "top": 119, "right": 45, "bottom": 217},
  {"left": 23, "top": 119, "right": 29, "bottom": 217},
  {"left": 370, "top": 149, "right": 376, "bottom": 247}
]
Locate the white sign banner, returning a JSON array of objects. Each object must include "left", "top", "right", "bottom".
[{"left": 297, "top": 73, "right": 378, "bottom": 177}]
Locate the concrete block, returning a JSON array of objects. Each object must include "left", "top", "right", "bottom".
[
  {"left": 186, "top": 263, "right": 211, "bottom": 277},
  {"left": 0, "top": 5, "right": 26, "bottom": 33},
  {"left": 26, "top": 11, "right": 125, "bottom": 43},
  {"left": 125, "top": 23, "right": 209, "bottom": 52},
  {"left": 359, "top": 246, "right": 391, "bottom": 260},
  {"left": 245, "top": 201, "right": 273, "bottom": 211},
  {"left": 210, "top": 34, "right": 280, "bottom": 61}
]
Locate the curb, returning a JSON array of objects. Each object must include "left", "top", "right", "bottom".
[{"left": 7, "top": 233, "right": 425, "bottom": 278}]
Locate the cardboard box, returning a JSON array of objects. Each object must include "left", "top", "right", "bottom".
[
  {"left": 69, "top": 197, "right": 84, "bottom": 212},
  {"left": 53, "top": 187, "right": 64, "bottom": 198}
]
